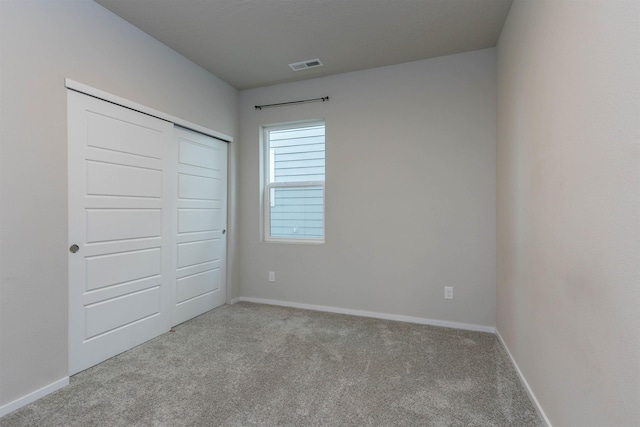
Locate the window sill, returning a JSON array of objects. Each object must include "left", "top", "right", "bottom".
[{"left": 263, "top": 238, "right": 325, "bottom": 245}]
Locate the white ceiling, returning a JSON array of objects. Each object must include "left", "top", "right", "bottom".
[{"left": 95, "top": 0, "right": 513, "bottom": 90}]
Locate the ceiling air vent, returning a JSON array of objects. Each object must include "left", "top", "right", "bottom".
[{"left": 289, "top": 58, "right": 323, "bottom": 71}]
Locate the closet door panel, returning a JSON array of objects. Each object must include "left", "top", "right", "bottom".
[
  {"left": 68, "top": 91, "right": 173, "bottom": 375},
  {"left": 173, "top": 127, "right": 227, "bottom": 326}
]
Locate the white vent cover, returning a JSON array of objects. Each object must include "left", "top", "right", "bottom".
[{"left": 289, "top": 59, "right": 323, "bottom": 71}]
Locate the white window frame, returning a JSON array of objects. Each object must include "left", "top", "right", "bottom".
[{"left": 262, "top": 121, "right": 325, "bottom": 244}]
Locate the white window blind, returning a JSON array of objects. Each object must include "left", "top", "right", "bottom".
[{"left": 264, "top": 122, "right": 325, "bottom": 242}]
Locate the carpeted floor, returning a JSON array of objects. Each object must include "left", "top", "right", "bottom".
[{"left": 1, "top": 302, "right": 542, "bottom": 426}]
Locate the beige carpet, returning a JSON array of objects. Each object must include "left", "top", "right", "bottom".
[{"left": 1, "top": 302, "right": 541, "bottom": 426}]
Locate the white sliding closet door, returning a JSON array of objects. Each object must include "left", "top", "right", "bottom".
[
  {"left": 172, "top": 127, "right": 227, "bottom": 326},
  {"left": 68, "top": 91, "right": 174, "bottom": 375}
]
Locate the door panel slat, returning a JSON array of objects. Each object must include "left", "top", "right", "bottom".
[
  {"left": 84, "top": 286, "right": 161, "bottom": 339},
  {"left": 85, "top": 248, "right": 162, "bottom": 291},
  {"left": 178, "top": 174, "right": 221, "bottom": 200},
  {"left": 176, "top": 269, "right": 220, "bottom": 303},
  {"left": 86, "top": 209, "right": 162, "bottom": 243},
  {"left": 87, "top": 161, "right": 162, "bottom": 198},
  {"left": 87, "top": 111, "right": 164, "bottom": 159}
]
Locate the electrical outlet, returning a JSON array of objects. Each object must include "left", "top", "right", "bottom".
[
  {"left": 268, "top": 271, "right": 275, "bottom": 282},
  {"left": 444, "top": 286, "right": 454, "bottom": 300}
]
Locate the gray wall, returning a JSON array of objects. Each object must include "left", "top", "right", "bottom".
[
  {"left": 0, "top": 0, "right": 237, "bottom": 407},
  {"left": 238, "top": 49, "right": 497, "bottom": 328},
  {"left": 497, "top": 1, "right": 640, "bottom": 425}
]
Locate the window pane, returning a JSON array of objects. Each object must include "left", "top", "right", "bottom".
[
  {"left": 265, "top": 122, "right": 325, "bottom": 241},
  {"left": 270, "top": 186, "right": 324, "bottom": 238},
  {"left": 269, "top": 126, "right": 325, "bottom": 184}
]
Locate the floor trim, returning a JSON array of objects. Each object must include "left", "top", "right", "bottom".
[
  {"left": 496, "top": 329, "right": 552, "bottom": 427},
  {"left": 231, "top": 296, "right": 495, "bottom": 333},
  {"left": 0, "top": 377, "right": 69, "bottom": 418}
]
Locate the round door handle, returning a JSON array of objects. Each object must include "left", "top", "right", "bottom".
[{"left": 69, "top": 244, "right": 80, "bottom": 253}]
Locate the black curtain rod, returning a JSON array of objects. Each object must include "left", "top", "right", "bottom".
[{"left": 255, "top": 96, "right": 329, "bottom": 110}]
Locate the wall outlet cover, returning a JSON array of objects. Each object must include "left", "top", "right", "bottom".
[{"left": 444, "top": 286, "right": 454, "bottom": 300}]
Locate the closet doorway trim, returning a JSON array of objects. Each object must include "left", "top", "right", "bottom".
[{"left": 64, "top": 78, "right": 232, "bottom": 143}]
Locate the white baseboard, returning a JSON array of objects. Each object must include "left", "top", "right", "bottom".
[
  {"left": 232, "top": 296, "right": 495, "bottom": 333},
  {"left": 0, "top": 376, "right": 69, "bottom": 418},
  {"left": 496, "top": 330, "right": 552, "bottom": 427}
]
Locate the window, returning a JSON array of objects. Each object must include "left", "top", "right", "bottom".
[{"left": 263, "top": 121, "right": 325, "bottom": 243}]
